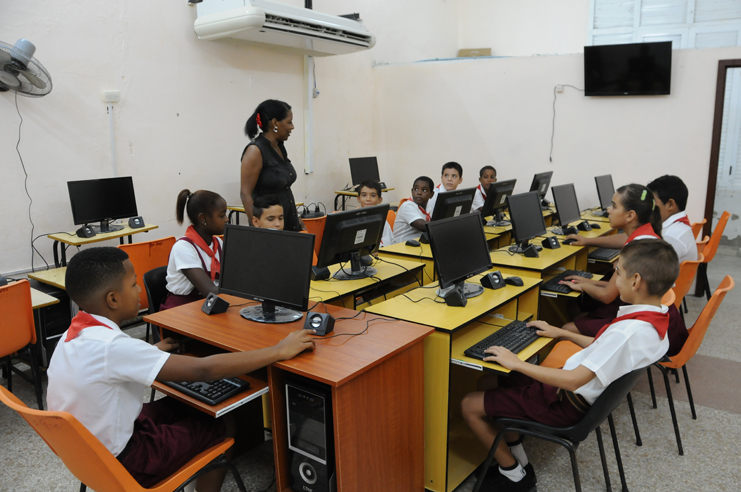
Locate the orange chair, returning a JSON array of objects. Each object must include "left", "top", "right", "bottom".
[
  {"left": 671, "top": 255, "right": 703, "bottom": 320},
  {"left": 696, "top": 236, "right": 709, "bottom": 256},
  {"left": 0, "top": 386, "right": 247, "bottom": 492},
  {"left": 119, "top": 237, "right": 176, "bottom": 342},
  {"left": 661, "top": 289, "right": 675, "bottom": 308},
  {"left": 398, "top": 198, "right": 409, "bottom": 209},
  {"left": 691, "top": 218, "right": 706, "bottom": 240},
  {"left": 698, "top": 211, "right": 730, "bottom": 299},
  {"left": 0, "top": 280, "right": 44, "bottom": 410},
  {"left": 303, "top": 215, "right": 327, "bottom": 259},
  {"left": 386, "top": 209, "right": 397, "bottom": 231}
]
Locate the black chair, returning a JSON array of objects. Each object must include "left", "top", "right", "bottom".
[
  {"left": 143, "top": 266, "right": 168, "bottom": 344},
  {"left": 472, "top": 368, "right": 646, "bottom": 492}
]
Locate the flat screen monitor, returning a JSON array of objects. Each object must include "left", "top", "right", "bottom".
[
  {"left": 314, "top": 204, "right": 390, "bottom": 280},
  {"left": 480, "top": 179, "right": 517, "bottom": 227},
  {"left": 551, "top": 184, "right": 582, "bottom": 228},
  {"left": 67, "top": 177, "right": 138, "bottom": 232},
  {"left": 219, "top": 224, "right": 314, "bottom": 323},
  {"left": 528, "top": 171, "right": 554, "bottom": 208},
  {"left": 430, "top": 187, "right": 477, "bottom": 221},
  {"left": 595, "top": 174, "right": 615, "bottom": 213},
  {"left": 584, "top": 41, "right": 672, "bottom": 96},
  {"left": 349, "top": 157, "right": 381, "bottom": 186},
  {"left": 427, "top": 212, "right": 492, "bottom": 300},
  {"left": 507, "top": 191, "right": 547, "bottom": 254}
]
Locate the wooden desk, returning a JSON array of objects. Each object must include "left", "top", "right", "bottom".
[
  {"left": 28, "top": 267, "right": 67, "bottom": 290},
  {"left": 227, "top": 203, "right": 303, "bottom": 225},
  {"left": 581, "top": 208, "right": 612, "bottom": 223},
  {"left": 366, "top": 274, "right": 550, "bottom": 492},
  {"left": 31, "top": 287, "right": 60, "bottom": 309},
  {"left": 377, "top": 242, "right": 436, "bottom": 285},
  {"left": 144, "top": 299, "right": 432, "bottom": 492},
  {"left": 489, "top": 243, "right": 588, "bottom": 280},
  {"left": 48, "top": 224, "right": 158, "bottom": 267},
  {"left": 334, "top": 188, "right": 395, "bottom": 211}
]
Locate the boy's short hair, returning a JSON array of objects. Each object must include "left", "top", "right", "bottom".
[
  {"left": 647, "top": 175, "right": 689, "bottom": 211},
  {"left": 65, "top": 247, "right": 130, "bottom": 307},
  {"left": 441, "top": 161, "right": 463, "bottom": 178},
  {"left": 620, "top": 239, "right": 679, "bottom": 297},
  {"left": 414, "top": 176, "right": 434, "bottom": 190},
  {"left": 359, "top": 180, "right": 382, "bottom": 196},
  {"left": 253, "top": 195, "right": 283, "bottom": 219},
  {"left": 479, "top": 165, "right": 496, "bottom": 178}
]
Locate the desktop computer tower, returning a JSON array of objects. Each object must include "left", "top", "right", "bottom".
[{"left": 286, "top": 376, "right": 336, "bottom": 492}]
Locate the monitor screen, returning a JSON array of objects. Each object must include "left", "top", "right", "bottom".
[
  {"left": 219, "top": 225, "right": 314, "bottom": 317},
  {"left": 528, "top": 172, "right": 553, "bottom": 201},
  {"left": 430, "top": 187, "right": 477, "bottom": 221},
  {"left": 349, "top": 157, "right": 381, "bottom": 186},
  {"left": 427, "top": 213, "right": 492, "bottom": 290},
  {"left": 595, "top": 174, "right": 615, "bottom": 210},
  {"left": 481, "top": 179, "right": 517, "bottom": 218},
  {"left": 315, "top": 204, "right": 389, "bottom": 280},
  {"left": 584, "top": 41, "right": 672, "bottom": 96},
  {"left": 67, "top": 177, "right": 138, "bottom": 227},
  {"left": 507, "top": 191, "right": 547, "bottom": 246},
  {"left": 551, "top": 184, "right": 582, "bottom": 227}
]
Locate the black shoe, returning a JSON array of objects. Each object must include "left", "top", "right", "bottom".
[
  {"left": 484, "top": 466, "right": 537, "bottom": 492},
  {"left": 524, "top": 463, "right": 537, "bottom": 484}
]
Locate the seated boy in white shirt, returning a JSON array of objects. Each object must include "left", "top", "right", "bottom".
[
  {"left": 472, "top": 165, "right": 498, "bottom": 212},
  {"left": 357, "top": 179, "right": 394, "bottom": 248},
  {"left": 392, "top": 176, "right": 434, "bottom": 244},
  {"left": 251, "top": 194, "right": 285, "bottom": 230},
  {"left": 47, "top": 247, "right": 315, "bottom": 492},
  {"left": 460, "top": 239, "right": 677, "bottom": 491},
  {"left": 647, "top": 175, "right": 699, "bottom": 264},
  {"left": 427, "top": 162, "right": 464, "bottom": 214}
]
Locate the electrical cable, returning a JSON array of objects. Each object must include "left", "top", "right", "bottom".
[
  {"left": 550, "top": 84, "right": 585, "bottom": 163},
  {"left": 15, "top": 93, "right": 38, "bottom": 272}
]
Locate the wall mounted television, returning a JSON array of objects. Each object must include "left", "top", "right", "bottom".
[{"left": 584, "top": 41, "right": 672, "bottom": 96}]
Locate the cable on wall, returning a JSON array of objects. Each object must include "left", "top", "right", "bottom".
[
  {"left": 550, "top": 84, "right": 584, "bottom": 162},
  {"left": 14, "top": 92, "right": 39, "bottom": 272}
]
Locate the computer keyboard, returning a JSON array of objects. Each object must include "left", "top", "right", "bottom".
[
  {"left": 541, "top": 270, "right": 594, "bottom": 294},
  {"left": 464, "top": 320, "right": 541, "bottom": 361},
  {"left": 163, "top": 377, "right": 251, "bottom": 406},
  {"left": 588, "top": 248, "right": 621, "bottom": 261}
]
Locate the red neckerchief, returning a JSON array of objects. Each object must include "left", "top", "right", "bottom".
[
  {"left": 670, "top": 214, "right": 691, "bottom": 227},
  {"left": 624, "top": 223, "right": 659, "bottom": 245},
  {"left": 593, "top": 309, "right": 669, "bottom": 341},
  {"left": 185, "top": 225, "right": 221, "bottom": 281},
  {"left": 65, "top": 311, "right": 112, "bottom": 342},
  {"left": 477, "top": 184, "right": 487, "bottom": 199},
  {"left": 409, "top": 199, "right": 431, "bottom": 221}
]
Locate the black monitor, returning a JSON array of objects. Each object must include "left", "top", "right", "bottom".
[
  {"left": 507, "top": 191, "right": 547, "bottom": 254},
  {"left": 584, "top": 41, "right": 672, "bottom": 96},
  {"left": 67, "top": 177, "right": 138, "bottom": 233},
  {"left": 528, "top": 171, "right": 554, "bottom": 209},
  {"left": 430, "top": 187, "right": 477, "bottom": 221},
  {"left": 349, "top": 157, "right": 381, "bottom": 187},
  {"left": 595, "top": 174, "right": 615, "bottom": 215},
  {"left": 219, "top": 224, "right": 314, "bottom": 324},
  {"left": 551, "top": 184, "right": 582, "bottom": 228},
  {"left": 313, "top": 204, "right": 390, "bottom": 281},
  {"left": 480, "top": 179, "right": 517, "bottom": 227},
  {"left": 427, "top": 212, "right": 492, "bottom": 302}
]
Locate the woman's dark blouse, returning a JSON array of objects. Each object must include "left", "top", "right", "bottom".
[{"left": 242, "top": 134, "right": 301, "bottom": 231}]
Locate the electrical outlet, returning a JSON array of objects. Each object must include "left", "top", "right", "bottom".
[
  {"left": 101, "top": 90, "right": 121, "bottom": 103},
  {"left": 556, "top": 85, "right": 564, "bottom": 93}
]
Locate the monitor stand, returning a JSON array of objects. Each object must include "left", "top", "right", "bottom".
[
  {"left": 333, "top": 252, "right": 378, "bottom": 281},
  {"left": 540, "top": 199, "right": 551, "bottom": 211},
  {"left": 593, "top": 209, "right": 609, "bottom": 217},
  {"left": 486, "top": 209, "right": 510, "bottom": 227},
  {"left": 240, "top": 302, "right": 303, "bottom": 324},
  {"left": 437, "top": 281, "right": 484, "bottom": 300},
  {"left": 92, "top": 219, "right": 124, "bottom": 234}
]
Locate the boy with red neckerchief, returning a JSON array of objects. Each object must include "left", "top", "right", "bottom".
[
  {"left": 647, "top": 175, "right": 698, "bottom": 264},
  {"left": 472, "top": 166, "right": 497, "bottom": 212},
  {"left": 392, "top": 176, "right": 434, "bottom": 244},
  {"left": 461, "top": 239, "right": 677, "bottom": 492}
]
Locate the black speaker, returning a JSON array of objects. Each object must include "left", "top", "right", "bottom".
[
  {"left": 542, "top": 237, "right": 561, "bottom": 249},
  {"left": 563, "top": 225, "right": 579, "bottom": 235},
  {"left": 201, "top": 293, "right": 229, "bottom": 315},
  {"left": 311, "top": 266, "right": 330, "bottom": 281},
  {"left": 481, "top": 271, "right": 505, "bottom": 290},
  {"left": 443, "top": 287, "right": 467, "bottom": 307},
  {"left": 304, "top": 312, "right": 335, "bottom": 336},
  {"left": 75, "top": 225, "right": 96, "bottom": 238},
  {"left": 577, "top": 220, "right": 592, "bottom": 232},
  {"left": 523, "top": 244, "right": 540, "bottom": 258},
  {"left": 418, "top": 232, "right": 430, "bottom": 244},
  {"left": 128, "top": 216, "right": 145, "bottom": 228}
]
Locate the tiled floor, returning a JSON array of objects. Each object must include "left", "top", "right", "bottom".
[{"left": 1, "top": 253, "right": 739, "bottom": 491}]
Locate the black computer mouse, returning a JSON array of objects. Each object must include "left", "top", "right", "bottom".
[
  {"left": 405, "top": 239, "right": 421, "bottom": 247},
  {"left": 504, "top": 276, "right": 524, "bottom": 287},
  {"left": 562, "top": 238, "right": 578, "bottom": 245},
  {"left": 590, "top": 223, "right": 601, "bottom": 229}
]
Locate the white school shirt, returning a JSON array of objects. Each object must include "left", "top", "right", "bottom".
[
  {"left": 562, "top": 304, "right": 669, "bottom": 405},
  {"left": 661, "top": 212, "right": 698, "bottom": 264},
  {"left": 47, "top": 314, "right": 170, "bottom": 456},
  {"left": 472, "top": 185, "right": 487, "bottom": 211},
  {"left": 393, "top": 200, "right": 430, "bottom": 244},
  {"left": 166, "top": 236, "right": 223, "bottom": 295},
  {"left": 380, "top": 220, "right": 394, "bottom": 249},
  {"left": 425, "top": 184, "right": 444, "bottom": 214}
]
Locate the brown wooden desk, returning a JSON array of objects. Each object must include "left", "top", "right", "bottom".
[
  {"left": 144, "top": 298, "right": 432, "bottom": 492},
  {"left": 48, "top": 223, "right": 158, "bottom": 267}
]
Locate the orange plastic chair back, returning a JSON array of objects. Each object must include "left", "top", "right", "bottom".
[
  {"left": 118, "top": 237, "right": 176, "bottom": 310},
  {"left": 696, "top": 236, "right": 709, "bottom": 256},
  {"left": 0, "top": 280, "right": 36, "bottom": 356},
  {"left": 386, "top": 209, "right": 397, "bottom": 231},
  {"left": 540, "top": 341, "right": 582, "bottom": 369},
  {"left": 662, "top": 276, "right": 735, "bottom": 370},
  {"left": 398, "top": 198, "right": 409, "bottom": 209},
  {"left": 0, "top": 385, "right": 235, "bottom": 492},
  {"left": 702, "top": 211, "right": 730, "bottom": 264},
  {"left": 661, "top": 289, "right": 676, "bottom": 308},
  {"left": 303, "top": 216, "right": 327, "bottom": 258},
  {"left": 691, "top": 219, "right": 706, "bottom": 240},
  {"left": 671, "top": 254, "right": 703, "bottom": 309}
]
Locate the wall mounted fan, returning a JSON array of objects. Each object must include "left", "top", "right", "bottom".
[{"left": 0, "top": 39, "right": 52, "bottom": 97}]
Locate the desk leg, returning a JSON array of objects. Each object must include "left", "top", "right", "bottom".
[
  {"left": 53, "top": 241, "right": 60, "bottom": 268},
  {"left": 425, "top": 332, "right": 452, "bottom": 492},
  {"left": 334, "top": 194, "right": 341, "bottom": 211},
  {"left": 60, "top": 242, "right": 67, "bottom": 267}
]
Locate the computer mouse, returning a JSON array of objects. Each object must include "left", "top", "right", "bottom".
[
  {"left": 405, "top": 239, "right": 421, "bottom": 247},
  {"left": 590, "top": 223, "right": 601, "bottom": 229},
  {"left": 504, "top": 276, "right": 524, "bottom": 287},
  {"left": 562, "top": 238, "right": 577, "bottom": 245}
]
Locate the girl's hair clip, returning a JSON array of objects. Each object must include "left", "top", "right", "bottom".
[{"left": 641, "top": 190, "right": 648, "bottom": 201}]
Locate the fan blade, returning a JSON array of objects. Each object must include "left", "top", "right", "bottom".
[
  {"left": 0, "top": 69, "right": 20, "bottom": 88},
  {"left": 17, "top": 68, "right": 46, "bottom": 89},
  {"left": 0, "top": 50, "right": 11, "bottom": 65}
]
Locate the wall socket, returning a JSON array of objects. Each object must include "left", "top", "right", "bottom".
[
  {"left": 101, "top": 90, "right": 121, "bottom": 103},
  {"left": 556, "top": 85, "right": 564, "bottom": 93}
]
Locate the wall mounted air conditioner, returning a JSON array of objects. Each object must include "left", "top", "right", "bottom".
[{"left": 194, "top": 0, "right": 376, "bottom": 57}]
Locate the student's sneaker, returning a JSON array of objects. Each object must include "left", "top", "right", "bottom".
[{"left": 479, "top": 465, "right": 537, "bottom": 492}]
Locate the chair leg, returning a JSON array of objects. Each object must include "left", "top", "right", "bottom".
[
  {"left": 682, "top": 296, "right": 688, "bottom": 314},
  {"left": 145, "top": 322, "right": 150, "bottom": 344},
  {"left": 702, "top": 264, "right": 711, "bottom": 300},
  {"left": 679, "top": 307, "right": 685, "bottom": 323},
  {"left": 472, "top": 432, "right": 508, "bottom": 492},
  {"left": 566, "top": 446, "right": 583, "bottom": 492},
  {"left": 5, "top": 356, "right": 12, "bottom": 392},
  {"left": 79, "top": 483, "right": 87, "bottom": 492},
  {"left": 227, "top": 462, "right": 248, "bottom": 492},
  {"left": 646, "top": 366, "right": 657, "bottom": 409},
  {"left": 625, "top": 392, "right": 642, "bottom": 446},
  {"left": 672, "top": 368, "right": 680, "bottom": 384},
  {"left": 595, "top": 425, "right": 612, "bottom": 492},
  {"left": 682, "top": 365, "right": 697, "bottom": 420},
  {"left": 27, "top": 345, "right": 44, "bottom": 410},
  {"left": 608, "top": 414, "right": 629, "bottom": 492},
  {"left": 659, "top": 366, "right": 684, "bottom": 455}
]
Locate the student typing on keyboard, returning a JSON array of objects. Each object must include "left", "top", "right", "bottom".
[
  {"left": 460, "top": 239, "right": 678, "bottom": 492},
  {"left": 47, "top": 247, "right": 316, "bottom": 492}
]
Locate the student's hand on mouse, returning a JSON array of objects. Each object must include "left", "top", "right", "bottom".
[
  {"left": 482, "top": 346, "right": 521, "bottom": 369},
  {"left": 278, "top": 329, "right": 316, "bottom": 359},
  {"left": 561, "top": 276, "right": 588, "bottom": 291},
  {"left": 565, "top": 234, "right": 587, "bottom": 246},
  {"left": 155, "top": 338, "right": 182, "bottom": 353},
  {"left": 527, "top": 320, "right": 561, "bottom": 339}
]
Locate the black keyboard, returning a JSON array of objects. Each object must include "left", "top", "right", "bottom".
[
  {"left": 164, "top": 377, "right": 251, "bottom": 406},
  {"left": 588, "top": 248, "right": 620, "bottom": 261},
  {"left": 464, "top": 320, "right": 541, "bottom": 361},
  {"left": 541, "top": 270, "right": 594, "bottom": 294}
]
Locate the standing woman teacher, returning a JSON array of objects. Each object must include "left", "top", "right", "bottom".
[{"left": 240, "top": 99, "right": 304, "bottom": 231}]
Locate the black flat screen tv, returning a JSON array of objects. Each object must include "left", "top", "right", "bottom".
[{"left": 584, "top": 41, "right": 672, "bottom": 96}]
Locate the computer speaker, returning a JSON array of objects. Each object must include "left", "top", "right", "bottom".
[
  {"left": 577, "top": 221, "right": 592, "bottom": 232},
  {"left": 542, "top": 237, "right": 561, "bottom": 249},
  {"left": 418, "top": 232, "right": 430, "bottom": 244},
  {"left": 443, "top": 287, "right": 467, "bottom": 307},
  {"left": 75, "top": 225, "right": 96, "bottom": 238},
  {"left": 563, "top": 226, "right": 579, "bottom": 235},
  {"left": 523, "top": 244, "right": 540, "bottom": 258},
  {"left": 304, "top": 312, "right": 335, "bottom": 336},
  {"left": 201, "top": 292, "right": 229, "bottom": 315},
  {"left": 311, "top": 266, "right": 330, "bottom": 281},
  {"left": 481, "top": 271, "right": 505, "bottom": 290},
  {"left": 128, "top": 216, "right": 145, "bottom": 228}
]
